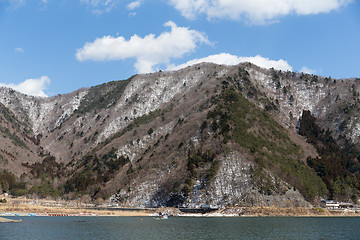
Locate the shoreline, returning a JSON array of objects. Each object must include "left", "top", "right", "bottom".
[
  {"left": 2, "top": 203, "right": 360, "bottom": 218},
  {"left": 0, "top": 217, "right": 23, "bottom": 223}
]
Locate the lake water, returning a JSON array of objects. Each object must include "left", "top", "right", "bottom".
[{"left": 1, "top": 216, "right": 360, "bottom": 239}]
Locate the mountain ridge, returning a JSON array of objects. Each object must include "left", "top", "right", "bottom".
[{"left": 0, "top": 62, "right": 359, "bottom": 207}]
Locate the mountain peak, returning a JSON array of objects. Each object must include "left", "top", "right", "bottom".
[{"left": 1, "top": 63, "right": 359, "bottom": 206}]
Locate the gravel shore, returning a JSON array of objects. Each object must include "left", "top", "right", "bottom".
[{"left": 0, "top": 217, "right": 22, "bottom": 223}]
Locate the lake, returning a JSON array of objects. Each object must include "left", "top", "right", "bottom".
[{"left": 1, "top": 216, "right": 359, "bottom": 239}]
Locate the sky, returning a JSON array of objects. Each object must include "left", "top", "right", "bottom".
[{"left": 0, "top": 0, "right": 359, "bottom": 97}]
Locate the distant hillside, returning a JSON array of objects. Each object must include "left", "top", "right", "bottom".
[{"left": 1, "top": 62, "right": 360, "bottom": 207}]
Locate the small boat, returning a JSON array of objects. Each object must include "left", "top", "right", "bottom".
[{"left": 153, "top": 214, "right": 168, "bottom": 220}]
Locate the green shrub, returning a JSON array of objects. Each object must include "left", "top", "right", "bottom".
[
  {"left": 78, "top": 79, "right": 130, "bottom": 114},
  {"left": 207, "top": 87, "right": 327, "bottom": 201},
  {"left": 30, "top": 181, "right": 59, "bottom": 198}
]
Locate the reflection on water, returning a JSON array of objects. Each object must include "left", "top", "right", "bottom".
[{"left": 0, "top": 216, "right": 359, "bottom": 240}]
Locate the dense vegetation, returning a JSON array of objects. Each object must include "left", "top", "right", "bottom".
[
  {"left": 299, "top": 110, "right": 360, "bottom": 202},
  {"left": 0, "top": 170, "right": 16, "bottom": 193},
  {"left": 2, "top": 149, "right": 130, "bottom": 199},
  {"left": 63, "top": 149, "right": 130, "bottom": 198},
  {"left": 22, "top": 155, "right": 64, "bottom": 179},
  {"left": 0, "top": 170, "right": 27, "bottom": 196},
  {"left": 19, "top": 155, "right": 63, "bottom": 198},
  {"left": 206, "top": 71, "right": 327, "bottom": 201},
  {"left": 77, "top": 79, "right": 130, "bottom": 114}
]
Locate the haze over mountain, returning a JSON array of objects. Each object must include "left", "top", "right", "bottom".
[{"left": 1, "top": 62, "right": 360, "bottom": 207}]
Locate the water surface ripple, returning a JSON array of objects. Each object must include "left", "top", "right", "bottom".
[{"left": 0, "top": 216, "right": 359, "bottom": 240}]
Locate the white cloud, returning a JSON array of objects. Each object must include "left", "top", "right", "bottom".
[
  {"left": 80, "top": 0, "right": 120, "bottom": 14},
  {"left": 0, "top": 76, "right": 50, "bottom": 97},
  {"left": 81, "top": 0, "right": 142, "bottom": 14},
  {"left": 7, "top": 0, "right": 26, "bottom": 10},
  {"left": 169, "top": 0, "right": 353, "bottom": 24},
  {"left": 14, "top": 47, "right": 24, "bottom": 53},
  {"left": 76, "top": 21, "right": 210, "bottom": 73},
  {"left": 3, "top": 0, "right": 49, "bottom": 9},
  {"left": 300, "top": 66, "right": 316, "bottom": 74},
  {"left": 127, "top": 0, "right": 142, "bottom": 11},
  {"left": 168, "top": 53, "right": 293, "bottom": 72}
]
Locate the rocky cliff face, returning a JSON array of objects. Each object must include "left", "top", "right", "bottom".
[
  {"left": 247, "top": 65, "right": 360, "bottom": 145},
  {"left": 0, "top": 62, "right": 359, "bottom": 206}
]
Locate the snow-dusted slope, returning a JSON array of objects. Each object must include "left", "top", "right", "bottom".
[
  {"left": 0, "top": 87, "right": 88, "bottom": 134},
  {"left": 1, "top": 62, "right": 359, "bottom": 207}
]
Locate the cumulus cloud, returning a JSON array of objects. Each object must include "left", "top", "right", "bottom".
[
  {"left": 168, "top": 53, "right": 293, "bottom": 71},
  {"left": 300, "top": 66, "right": 316, "bottom": 74},
  {"left": 76, "top": 21, "right": 210, "bottom": 73},
  {"left": 0, "top": 76, "right": 50, "bottom": 97},
  {"left": 127, "top": 0, "right": 142, "bottom": 10},
  {"left": 169, "top": 0, "right": 353, "bottom": 24}
]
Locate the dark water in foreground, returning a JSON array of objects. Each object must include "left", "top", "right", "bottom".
[{"left": 1, "top": 216, "right": 360, "bottom": 239}]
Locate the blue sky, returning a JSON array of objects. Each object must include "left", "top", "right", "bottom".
[{"left": 0, "top": 0, "right": 359, "bottom": 96}]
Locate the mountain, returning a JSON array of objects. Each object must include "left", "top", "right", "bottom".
[{"left": 0, "top": 62, "right": 359, "bottom": 207}]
